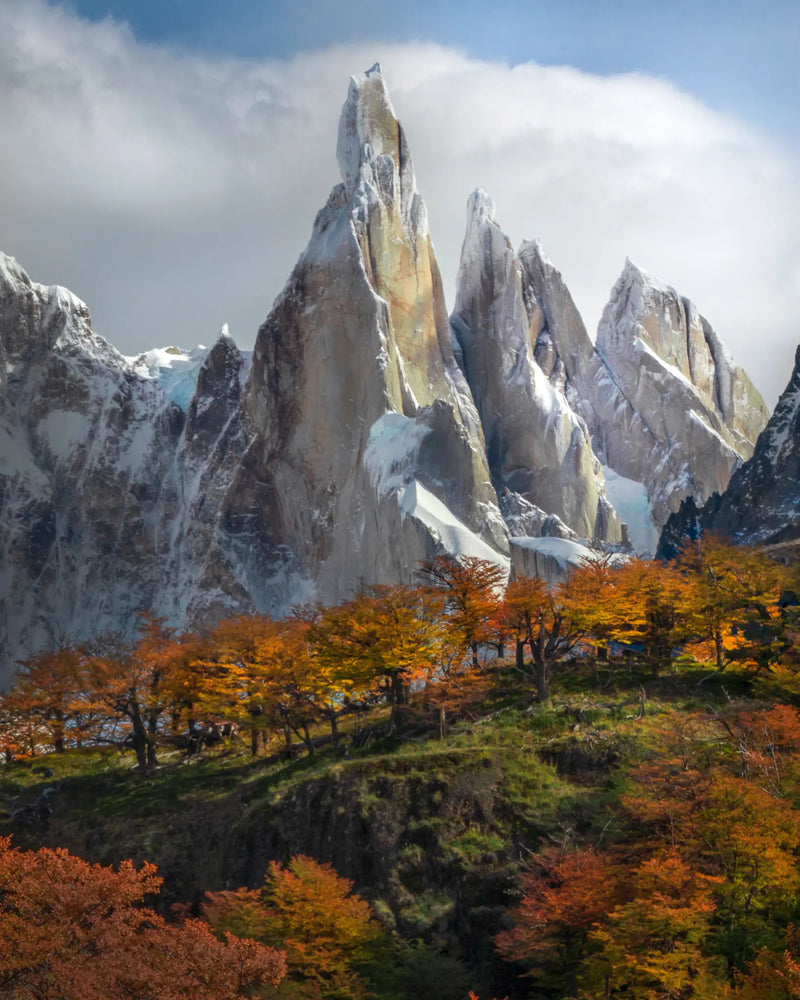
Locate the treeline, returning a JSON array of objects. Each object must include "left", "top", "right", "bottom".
[{"left": 1, "top": 539, "right": 797, "bottom": 768}]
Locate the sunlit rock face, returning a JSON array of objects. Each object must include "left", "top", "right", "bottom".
[
  {"left": 659, "top": 345, "right": 800, "bottom": 554},
  {"left": 199, "top": 64, "right": 509, "bottom": 612},
  {"left": 513, "top": 247, "right": 768, "bottom": 532},
  {"left": 450, "top": 190, "right": 622, "bottom": 545},
  {"left": 0, "top": 252, "right": 185, "bottom": 687},
  {"left": 587, "top": 260, "right": 768, "bottom": 525}
]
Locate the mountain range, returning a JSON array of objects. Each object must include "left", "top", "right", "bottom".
[{"left": 0, "top": 64, "right": 784, "bottom": 684}]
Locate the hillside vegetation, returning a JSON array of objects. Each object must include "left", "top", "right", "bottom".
[{"left": 1, "top": 540, "right": 799, "bottom": 999}]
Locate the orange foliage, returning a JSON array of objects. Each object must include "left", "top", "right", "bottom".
[
  {"left": 496, "top": 847, "right": 620, "bottom": 993},
  {"left": 586, "top": 850, "right": 722, "bottom": 999},
  {"left": 204, "top": 854, "right": 380, "bottom": 999},
  {"left": 0, "top": 836, "right": 286, "bottom": 999},
  {"left": 502, "top": 572, "right": 589, "bottom": 703},
  {"left": 420, "top": 555, "right": 505, "bottom": 666}
]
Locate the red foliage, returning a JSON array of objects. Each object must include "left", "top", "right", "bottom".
[{"left": 0, "top": 836, "right": 286, "bottom": 999}]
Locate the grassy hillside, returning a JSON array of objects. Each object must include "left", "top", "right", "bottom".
[{"left": 3, "top": 655, "right": 794, "bottom": 998}]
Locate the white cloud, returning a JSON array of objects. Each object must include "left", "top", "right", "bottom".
[{"left": 0, "top": 0, "right": 797, "bottom": 407}]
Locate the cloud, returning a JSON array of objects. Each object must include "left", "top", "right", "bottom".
[{"left": 0, "top": 0, "right": 797, "bottom": 407}]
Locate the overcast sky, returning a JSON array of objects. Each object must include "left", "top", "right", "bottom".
[{"left": 1, "top": 0, "right": 797, "bottom": 407}]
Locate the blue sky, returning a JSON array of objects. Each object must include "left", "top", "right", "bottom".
[
  {"left": 64, "top": 0, "right": 799, "bottom": 143},
  {"left": 1, "top": 0, "right": 797, "bottom": 406}
]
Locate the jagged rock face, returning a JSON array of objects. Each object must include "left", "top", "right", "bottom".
[
  {"left": 588, "top": 261, "right": 769, "bottom": 524},
  {"left": 0, "top": 253, "right": 185, "bottom": 686},
  {"left": 659, "top": 345, "right": 800, "bottom": 553},
  {"left": 190, "top": 66, "right": 508, "bottom": 612},
  {"left": 0, "top": 68, "right": 513, "bottom": 680},
  {"left": 516, "top": 247, "right": 769, "bottom": 532},
  {"left": 450, "top": 190, "right": 622, "bottom": 544}
]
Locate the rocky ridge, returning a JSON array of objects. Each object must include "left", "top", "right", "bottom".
[
  {"left": 0, "top": 66, "right": 774, "bottom": 682},
  {"left": 659, "top": 345, "right": 800, "bottom": 555}
]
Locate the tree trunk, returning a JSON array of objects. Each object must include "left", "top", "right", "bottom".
[
  {"left": 389, "top": 673, "right": 408, "bottom": 730},
  {"left": 301, "top": 720, "right": 314, "bottom": 756},
  {"left": 146, "top": 708, "right": 159, "bottom": 768},
  {"left": 131, "top": 727, "right": 148, "bottom": 770},
  {"left": 714, "top": 628, "right": 726, "bottom": 671},
  {"left": 515, "top": 639, "right": 525, "bottom": 672},
  {"left": 327, "top": 708, "right": 340, "bottom": 747},
  {"left": 535, "top": 659, "right": 550, "bottom": 704},
  {"left": 129, "top": 704, "right": 148, "bottom": 770},
  {"left": 251, "top": 726, "right": 267, "bottom": 757},
  {"left": 438, "top": 705, "right": 447, "bottom": 740}
]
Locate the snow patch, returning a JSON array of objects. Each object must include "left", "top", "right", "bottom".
[
  {"left": 510, "top": 535, "right": 595, "bottom": 571},
  {"left": 398, "top": 479, "right": 510, "bottom": 576},
  {"left": 37, "top": 411, "right": 91, "bottom": 461},
  {"left": 125, "top": 345, "right": 209, "bottom": 411},
  {"left": 602, "top": 465, "right": 659, "bottom": 556},
  {"left": 364, "top": 412, "right": 431, "bottom": 495}
]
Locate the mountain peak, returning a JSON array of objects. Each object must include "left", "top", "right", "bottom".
[
  {"left": 336, "top": 64, "right": 418, "bottom": 213},
  {"left": 466, "top": 188, "right": 496, "bottom": 227}
]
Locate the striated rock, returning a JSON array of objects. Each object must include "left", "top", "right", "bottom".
[
  {"left": 509, "top": 536, "right": 600, "bottom": 585},
  {"left": 659, "top": 345, "right": 800, "bottom": 554},
  {"left": 450, "top": 190, "right": 622, "bottom": 544},
  {"left": 0, "top": 66, "right": 776, "bottom": 679}
]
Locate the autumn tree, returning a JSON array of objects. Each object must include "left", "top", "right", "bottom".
[
  {"left": 678, "top": 535, "right": 795, "bottom": 672},
  {"left": 496, "top": 847, "right": 620, "bottom": 997},
  {"left": 585, "top": 851, "right": 722, "bottom": 1000},
  {"left": 502, "top": 572, "right": 588, "bottom": 703},
  {"left": 204, "top": 854, "right": 381, "bottom": 999},
  {"left": 83, "top": 613, "right": 185, "bottom": 769},
  {"left": 689, "top": 773, "right": 800, "bottom": 966},
  {"left": 419, "top": 556, "right": 506, "bottom": 667},
  {"left": 727, "top": 926, "right": 800, "bottom": 999},
  {"left": 0, "top": 836, "right": 286, "bottom": 999},
  {"left": 608, "top": 558, "right": 695, "bottom": 675},
  {"left": 315, "top": 584, "right": 447, "bottom": 729},
  {"left": 3, "top": 645, "right": 91, "bottom": 753},
  {"left": 192, "top": 614, "right": 292, "bottom": 755}
]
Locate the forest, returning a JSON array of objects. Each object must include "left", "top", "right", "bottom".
[{"left": 1, "top": 536, "right": 799, "bottom": 1000}]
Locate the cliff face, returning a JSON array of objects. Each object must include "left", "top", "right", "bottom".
[
  {"left": 0, "top": 253, "right": 184, "bottom": 684},
  {"left": 195, "top": 64, "right": 509, "bottom": 618},
  {"left": 449, "top": 195, "right": 768, "bottom": 551},
  {"left": 588, "top": 260, "right": 768, "bottom": 525},
  {"left": 450, "top": 191, "right": 621, "bottom": 545},
  {"left": 659, "top": 345, "right": 800, "bottom": 555}
]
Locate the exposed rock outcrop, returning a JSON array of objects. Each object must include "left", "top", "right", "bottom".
[
  {"left": 0, "top": 67, "right": 775, "bottom": 682},
  {"left": 504, "top": 245, "right": 769, "bottom": 534},
  {"left": 659, "top": 345, "right": 800, "bottom": 555},
  {"left": 450, "top": 190, "right": 622, "bottom": 544},
  {"left": 0, "top": 252, "right": 184, "bottom": 685},
  {"left": 588, "top": 260, "right": 768, "bottom": 525},
  {"left": 195, "top": 65, "right": 508, "bottom": 616}
]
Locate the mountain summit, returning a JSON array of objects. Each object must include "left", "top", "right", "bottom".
[{"left": 0, "top": 68, "right": 774, "bottom": 682}]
